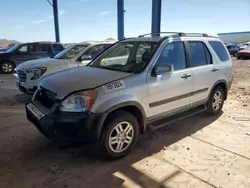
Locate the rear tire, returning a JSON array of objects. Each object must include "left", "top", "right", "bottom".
[
  {"left": 206, "top": 86, "right": 225, "bottom": 115},
  {"left": 97, "top": 110, "right": 139, "bottom": 159},
  {"left": 0, "top": 61, "right": 15, "bottom": 74}
]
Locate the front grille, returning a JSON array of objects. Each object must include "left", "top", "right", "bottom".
[
  {"left": 38, "top": 87, "right": 57, "bottom": 109},
  {"left": 17, "top": 69, "right": 27, "bottom": 82}
]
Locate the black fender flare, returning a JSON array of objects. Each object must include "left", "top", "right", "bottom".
[
  {"left": 208, "top": 79, "right": 228, "bottom": 100},
  {"left": 95, "top": 101, "right": 147, "bottom": 140}
]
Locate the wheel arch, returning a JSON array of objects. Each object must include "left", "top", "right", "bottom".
[
  {"left": 96, "top": 101, "right": 147, "bottom": 140},
  {"left": 209, "top": 80, "right": 228, "bottom": 100}
]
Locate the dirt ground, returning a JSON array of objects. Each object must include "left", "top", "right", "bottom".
[{"left": 0, "top": 59, "right": 250, "bottom": 188}]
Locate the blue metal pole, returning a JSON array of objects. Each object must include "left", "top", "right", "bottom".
[
  {"left": 151, "top": 0, "right": 162, "bottom": 36},
  {"left": 53, "top": 0, "right": 60, "bottom": 42},
  {"left": 117, "top": 0, "right": 124, "bottom": 40}
]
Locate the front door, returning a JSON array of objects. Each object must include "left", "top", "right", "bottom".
[
  {"left": 12, "top": 44, "right": 32, "bottom": 65},
  {"left": 147, "top": 41, "right": 192, "bottom": 119}
]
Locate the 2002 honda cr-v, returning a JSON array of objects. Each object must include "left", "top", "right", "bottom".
[{"left": 26, "top": 32, "right": 232, "bottom": 159}]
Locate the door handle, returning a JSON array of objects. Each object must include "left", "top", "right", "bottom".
[
  {"left": 211, "top": 68, "right": 218, "bottom": 72},
  {"left": 181, "top": 74, "right": 191, "bottom": 79}
]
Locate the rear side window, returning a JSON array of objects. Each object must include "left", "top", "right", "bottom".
[
  {"left": 188, "top": 41, "right": 212, "bottom": 67},
  {"left": 208, "top": 41, "right": 230, "bottom": 61},
  {"left": 53, "top": 44, "right": 64, "bottom": 52}
]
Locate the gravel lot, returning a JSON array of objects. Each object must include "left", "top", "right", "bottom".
[{"left": 0, "top": 59, "right": 250, "bottom": 188}]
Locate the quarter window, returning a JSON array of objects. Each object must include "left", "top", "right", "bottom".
[
  {"left": 208, "top": 41, "right": 230, "bottom": 61},
  {"left": 188, "top": 41, "right": 211, "bottom": 67},
  {"left": 156, "top": 41, "right": 186, "bottom": 71}
]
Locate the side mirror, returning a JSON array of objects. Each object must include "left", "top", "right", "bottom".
[
  {"left": 153, "top": 63, "right": 173, "bottom": 76},
  {"left": 80, "top": 55, "right": 92, "bottom": 61}
]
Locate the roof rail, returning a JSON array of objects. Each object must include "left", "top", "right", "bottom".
[
  {"left": 182, "top": 33, "right": 208, "bottom": 37},
  {"left": 138, "top": 32, "right": 182, "bottom": 37},
  {"left": 138, "top": 32, "right": 209, "bottom": 38}
]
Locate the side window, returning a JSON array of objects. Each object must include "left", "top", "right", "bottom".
[
  {"left": 31, "top": 44, "right": 47, "bottom": 52},
  {"left": 208, "top": 41, "right": 230, "bottom": 61},
  {"left": 18, "top": 45, "right": 29, "bottom": 53},
  {"left": 85, "top": 45, "right": 104, "bottom": 56},
  {"left": 53, "top": 44, "right": 64, "bottom": 52},
  {"left": 156, "top": 41, "right": 186, "bottom": 71},
  {"left": 188, "top": 41, "right": 211, "bottom": 67}
]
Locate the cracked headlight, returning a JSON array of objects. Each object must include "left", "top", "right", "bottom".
[
  {"left": 26, "top": 67, "right": 47, "bottom": 80},
  {"left": 60, "top": 89, "right": 97, "bottom": 112}
]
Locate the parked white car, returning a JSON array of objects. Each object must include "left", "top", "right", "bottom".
[{"left": 16, "top": 41, "right": 114, "bottom": 94}]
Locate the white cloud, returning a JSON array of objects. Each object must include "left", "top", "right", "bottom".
[
  {"left": 31, "top": 19, "right": 47, "bottom": 24},
  {"left": 58, "top": 10, "right": 65, "bottom": 16},
  {"left": 98, "top": 11, "right": 108, "bottom": 17},
  {"left": 31, "top": 9, "right": 65, "bottom": 25}
]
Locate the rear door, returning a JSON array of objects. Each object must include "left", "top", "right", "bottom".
[
  {"left": 186, "top": 41, "right": 218, "bottom": 106},
  {"left": 208, "top": 40, "right": 232, "bottom": 87},
  {"left": 30, "top": 43, "right": 50, "bottom": 59}
]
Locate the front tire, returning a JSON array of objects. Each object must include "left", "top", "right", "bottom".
[
  {"left": 98, "top": 110, "right": 139, "bottom": 159},
  {"left": 1, "top": 61, "right": 15, "bottom": 74},
  {"left": 206, "top": 86, "right": 225, "bottom": 115}
]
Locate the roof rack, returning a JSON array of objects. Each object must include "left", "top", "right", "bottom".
[{"left": 138, "top": 32, "right": 209, "bottom": 38}]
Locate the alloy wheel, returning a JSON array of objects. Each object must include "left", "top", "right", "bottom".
[
  {"left": 212, "top": 91, "right": 223, "bottom": 111},
  {"left": 108, "top": 121, "right": 134, "bottom": 153},
  {"left": 2, "top": 63, "right": 13, "bottom": 73}
]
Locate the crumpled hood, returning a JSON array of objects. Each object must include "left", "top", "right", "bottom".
[
  {"left": 17, "top": 58, "right": 60, "bottom": 70},
  {"left": 40, "top": 66, "right": 133, "bottom": 99}
]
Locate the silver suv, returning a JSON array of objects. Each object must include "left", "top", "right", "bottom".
[{"left": 25, "top": 32, "right": 232, "bottom": 159}]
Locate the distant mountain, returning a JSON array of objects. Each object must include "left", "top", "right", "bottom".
[
  {"left": 0, "top": 39, "right": 20, "bottom": 47},
  {"left": 105, "top": 37, "right": 116, "bottom": 41}
]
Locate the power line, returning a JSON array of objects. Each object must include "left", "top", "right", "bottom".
[{"left": 46, "top": 0, "right": 53, "bottom": 7}]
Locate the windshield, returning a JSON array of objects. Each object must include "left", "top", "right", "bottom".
[
  {"left": 6, "top": 44, "right": 21, "bottom": 53},
  {"left": 89, "top": 41, "right": 159, "bottom": 73},
  {"left": 53, "top": 44, "right": 88, "bottom": 59}
]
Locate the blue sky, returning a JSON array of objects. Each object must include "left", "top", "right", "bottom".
[{"left": 0, "top": 0, "right": 249, "bottom": 43}]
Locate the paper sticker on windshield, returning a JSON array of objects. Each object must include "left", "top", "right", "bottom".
[{"left": 103, "top": 80, "right": 125, "bottom": 92}]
